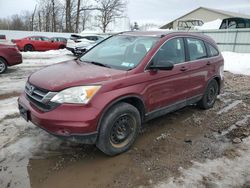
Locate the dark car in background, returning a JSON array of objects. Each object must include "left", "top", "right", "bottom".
[
  {"left": 220, "top": 17, "right": 250, "bottom": 29},
  {"left": 18, "top": 31, "right": 224, "bottom": 156},
  {"left": 12, "top": 36, "right": 66, "bottom": 52},
  {"left": 0, "top": 35, "right": 6, "bottom": 40},
  {"left": 0, "top": 43, "right": 22, "bottom": 74}
]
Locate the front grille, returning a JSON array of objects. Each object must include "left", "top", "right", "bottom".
[{"left": 25, "top": 82, "right": 59, "bottom": 112}]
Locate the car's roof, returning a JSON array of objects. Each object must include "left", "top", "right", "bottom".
[
  {"left": 119, "top": 31, "right": 215, "bottom": 44},
  {"left": 119, "top": 31, "right": 208, "bottom": 38},
  {"left": 119, "top": 31, "right": 171, "bottom": 37},
  {"left": 27, "top": 36, "right": 48, "bottom": 38}
]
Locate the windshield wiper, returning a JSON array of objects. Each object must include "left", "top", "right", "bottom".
[{"left": 84, "top": 61, "right": 111, "bottom": 68}]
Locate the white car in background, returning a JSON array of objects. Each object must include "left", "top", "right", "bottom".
[{"left": 66, "top": 34, "right": 106, "bottom": 56}]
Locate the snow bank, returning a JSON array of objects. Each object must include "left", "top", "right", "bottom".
[
  {"left": 195, "top": 19, "right": 222, "bottom": 30},
  {"left": 21, "top": 49, "right": 72, "bottom": 59},
  {"left": 20, "top": 49, "right": 75, "bottom": 67},
  {"left": 222, "top": 51, "right": 250, "bottom": 76}
]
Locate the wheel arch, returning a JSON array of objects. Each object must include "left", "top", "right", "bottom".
[
  {"left": 211, "top": 76, "right": 222, "bottom": 94},
  {"left": 0, "top": 56, "right": 9, "bottom": 66},
  {"left": 205, "top": 75, "right": 222, "bottom": 95},
  {"left": 97, "top": 95, "right": 146, "bottom": 132},
  {"left": 24, "top": 44, "right": 35, "bottom": 51},
  {"left": 59, "top": 44, "right": 66, "bottom": 49}
]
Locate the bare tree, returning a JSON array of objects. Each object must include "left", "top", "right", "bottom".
[
  {"left": 30, "top": 5, "right": 37, "bottom": 31},
  {"left": 0, "top": 0, "right": 128, "bottom": 33},
  {"left": 10, "top": 15, "right": 25, "bottom": 30},
  {"left": 95, "top": 0, "right": 126, "bottom": 33},
  {"left": 52, "top": 0, "right": 56, "bottom": 32},
  {"left": 38, "top": 11, "right": 42, "bottom": 31},
  {"left": 65, "top": 0, "right": 76, "bottom": 32},
  {"left": 81, "top": 10, "right": 91, "bottom": 31},
  {"left": 75, "top": 0, "right": 81, "bottom": 32}
]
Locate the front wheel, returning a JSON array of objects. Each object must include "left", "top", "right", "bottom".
[
  {"left": 59, "top": 45, "right": 65, "bottom": 49},
  {"left": 0, "top": 58, "right": 7, "bottom": 74},
  {"left": 198, "top": 79, "right": 219, "bottom": 109},
  {"left": 97, "top": 102, "right": 141, "bottom": 156}
]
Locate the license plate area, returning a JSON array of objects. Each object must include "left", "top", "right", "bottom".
[{"left": 18, "top": 104, "right": 30, "bottom": 121}]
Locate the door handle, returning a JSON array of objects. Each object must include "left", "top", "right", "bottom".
[
  {"left": 180, "top": 66, "right": 187, "bottom": 71},
  {"left": 207, "top": 61, "right": 211, "bottom": 65}
]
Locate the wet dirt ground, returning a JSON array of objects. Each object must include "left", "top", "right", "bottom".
[{"left": 0, "top": 60, "right": 249, "bottom": 188}]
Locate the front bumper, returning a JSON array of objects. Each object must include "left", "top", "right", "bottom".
[
  {"left": 18, "top": 93, "right": 100, "bottom": 144},
  {"left": 66, "top": 47, "right": 75, "bottom": 54}
]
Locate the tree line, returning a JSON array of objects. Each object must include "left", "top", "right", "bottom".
[{"left": 0, "top": 0, "right": 127, "bottom": 33}]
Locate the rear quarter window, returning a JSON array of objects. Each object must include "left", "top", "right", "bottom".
[{"left": 207, "top": 43, "right": 219, "bottom": 57}]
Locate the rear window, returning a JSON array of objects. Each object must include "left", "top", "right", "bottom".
[
  {"left": 187, "top": 38, "right": 207, "bottom": 61},
  {"left": 30, "top": 37, "right": 41, "bottom": 41}
]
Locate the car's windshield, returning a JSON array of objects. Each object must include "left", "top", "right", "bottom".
[{"left": 80, "top": 35, "right": 159, "bottom": 70}]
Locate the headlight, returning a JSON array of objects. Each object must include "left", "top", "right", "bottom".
[{"left": 51, "top": 86, "right": 101, "bottom": 104}]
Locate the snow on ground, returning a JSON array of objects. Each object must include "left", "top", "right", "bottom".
[
  {"left": 20, "top": 49, "right": 74, "bottom": 67},
  {"left": 0, "top": 97, "right": 18, "bottom": 120},
  {"left": 222, "top": 51, "right": 250, "bottom": 76},
  {"left": 0, "top": 49, "right": 75, "bottom": 95},
  {"left": 21, "top": 49, "right": 72, "bottom": 59},
  {"left": 156, "top": 137, "right": 250, "bottom": 188},
  {"left": 195, "top": 19, "right": 222, "bottom": 30}
]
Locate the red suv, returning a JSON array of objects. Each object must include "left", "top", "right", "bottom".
[{"left": 18, "top": 31, "right": 224, "bottom": 155}]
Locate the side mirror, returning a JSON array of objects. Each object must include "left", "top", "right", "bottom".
[{"left": 149, "top": 60, "right": 174, "bottom": 71}]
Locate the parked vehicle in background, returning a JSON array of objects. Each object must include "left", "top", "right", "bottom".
[
  {"left": 12, "top": 36, "right": 66, "bottom": 52},
  {"left": 0, "top": 35, "right": 6, "bottom": 40},
  {"left": 177, "top": 19, "right": 204, "bottom": 30},
  {"left": 66, "top": 34, "right": 106, "bottom": 55},
  {"left": 18, "top": 31, "right": 224, "bottom": 156},
  {"left": 220, "top": 17, "right": 250, "bottom": 29},
  {"left": 51, "top": 37, "right": 67, "bottom": 44},
  {"left": 74, "top": 37, "right": 106, "bottom": 56},
  {"left": 0, "top": 43, "right": 22, "bottom": 74}
]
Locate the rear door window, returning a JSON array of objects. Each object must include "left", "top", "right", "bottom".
[{"left": 186, "top": 38, "right": 207, "bottom": 61}]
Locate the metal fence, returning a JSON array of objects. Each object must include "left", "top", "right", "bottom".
[
  {"left": 1, "top": 28, "right": 250, "bottom": 53},
  {"left": 196, "top": 28, "right": 250, "bottom": 53}
]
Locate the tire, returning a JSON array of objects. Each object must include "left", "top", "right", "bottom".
[
  {"left": 0, "top": 58, "right": 7, "bottom": 74},
  {"left": 24, "top": 44, "right": 34, "bottom": 52},
  {"left": 59, "top": 45, "right": 65, "bottom": 49},
  {"left": 198, "top": 79, "right": 219, "bottom": 109},
  {"left": 97, "top": 102, "right": 141, "bottom": 156}
]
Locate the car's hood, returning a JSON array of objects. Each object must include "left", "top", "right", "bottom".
[{"left": 29, "top": 60, "right": 127, "bottom": 91}]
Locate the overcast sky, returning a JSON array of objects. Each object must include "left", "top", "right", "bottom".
[{"left": 0, "top": 0, "right": 250, "bottom": 24}]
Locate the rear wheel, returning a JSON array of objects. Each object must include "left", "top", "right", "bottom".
[
  {"left": 198, "top": 79, "right": 219, "bottom": 109},
  {"left": 59, "top": 45, "right": 65, "bottom": 49},
  {"left": 24, "top": 44, "right": 34, "bottom": 52},
  {"left": 97, "top": 102, "right": 141, "bottom": 156},
  {"left": 0, "top": 58, "right": 7, "bottom": 74}
]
